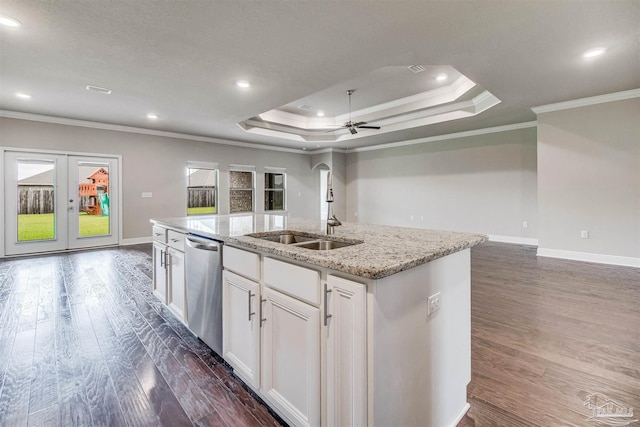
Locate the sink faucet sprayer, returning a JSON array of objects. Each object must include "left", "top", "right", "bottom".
[{"left": 325, "top": 171, "right": 341, "bottom": 235}]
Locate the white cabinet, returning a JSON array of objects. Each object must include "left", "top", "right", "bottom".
[
  {"left": 167, "top": 246, "right": 186, "bottom": 323},
  {"left": 261, "top": 287, "right": 320, "bottom": 427},
  {"left": 151, "top": 226, "right": 187, "bottom": 325},
  {"left": 152, "top": 226, "right": 168, "bottom": 303},
  {"left": 326, "top": 275, "right": 367, "bottom": 427},
  {"left": 222, "top": 270, "right": 261, "bottom": 388}
]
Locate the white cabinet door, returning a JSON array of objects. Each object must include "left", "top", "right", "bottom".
[
  {"left": 167, "top": 247, "right": 187, "bottom": 324},
  {"left": 326, "top": 276, "right": 367, "bottom": 427},
  {"left": 152, "top": 241, "right": 167, "bottom": 304},
  {"left": 261, "top": 287, "right": 320, "bottom": 427},
  {"left": 223, "top": 270, "right": 261, "bottom": 389}
]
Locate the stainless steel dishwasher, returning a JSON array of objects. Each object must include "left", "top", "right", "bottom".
[{"left": 185, "top": 234, "right": 222, "bottom": 355}]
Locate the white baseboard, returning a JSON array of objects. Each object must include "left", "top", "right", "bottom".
[
  {"left": 450, "top": 402, "right": 471, "bottom": 427},
  {"left": 487, "top": 234, "right": 539, "bottom": 246},
  {"left": 120, "top": 236, "right": 153, "bottom": 246},
  {"left": 537, "top": 248, "right": 640, "bottom": 268}
]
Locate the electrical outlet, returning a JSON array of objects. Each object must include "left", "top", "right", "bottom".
[
  {"left": 427, "top": 292, "right": 441, "bottom": 316},
  {"left": 410, "top": 215, "right": 414, "bottom": 221},
  {"left": 522, "top": 221, "right": 528, "bottom": 229},
  {"left": 141, "top": 192, "right": 152, "bottom": 198},
  {"left": 581, "top": 230, "right": 589, "bottom": 239}
]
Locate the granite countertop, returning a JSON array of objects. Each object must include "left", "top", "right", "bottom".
[{"left": 151, "top": 214, "right": 487, "bottom": 280}]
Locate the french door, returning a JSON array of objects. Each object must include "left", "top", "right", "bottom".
[{"left": 4, "top": 151, "right": 119, "bottom": 256}]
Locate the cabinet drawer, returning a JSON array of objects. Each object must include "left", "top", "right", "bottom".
[
  {"left": 223, "top": 246, "right": 260, "bottom": 282},
  {"left": 152, "top": 226, "right": 167, "bottom": 243},
  {"left": 167, "top": 230, "right": 185, "bottom": 251},
  {"left": 264, "top": 257, "right": 320, "bottom": 306}
]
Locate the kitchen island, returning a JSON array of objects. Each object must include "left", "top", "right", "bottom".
[{"left": 151, "top": 214, "right": 486, "bottom": 427}]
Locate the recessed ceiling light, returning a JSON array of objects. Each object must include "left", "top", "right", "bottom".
[
  {"left": 302, "top": 147, "right": 307, "bottom": 151},
  {"left": 0, "top": 15, "right": 21, "bottom": 27},
  {"left": 317, "top": 111, "right": 325, "bottom": 117},
  {"left": 436, "top": 73, "right": 448, "bottom": 81},
  {"left": 16, "top": 92, "right": 31, "bottom": 99},
  {"left": 86, "top": 84, "right": 112, "bottom": 94},
  {"left": 236, "top": 80, "right": 250, "bottom": 88},
  {"left": 147, "top": 113, "right": 158, "bottom": 120},
  {"left": 583, "top": 47, "right": 606, "bottom": 58}
]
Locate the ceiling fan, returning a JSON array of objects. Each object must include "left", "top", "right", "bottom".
[{"left": 327, "top": 90, "right": 381, "bottom": 135}]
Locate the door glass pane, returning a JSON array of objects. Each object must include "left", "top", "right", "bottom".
[
  {"left": 17, "top": 159, "right": 56, "bottom": 241},
  {"left": 78, "top": 162, "right": 110, "bottom": 237}
]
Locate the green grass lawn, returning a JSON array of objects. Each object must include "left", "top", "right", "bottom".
[
  {"left": 188, "top": 206, "right": 217, "bottom": 215},
  {"left": 18, "top": 213, "right": 110, "bottom": 241}
]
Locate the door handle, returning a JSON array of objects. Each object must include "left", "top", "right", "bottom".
[
  {"left": 160, "top": 249, "right": 165, "bottom": 267},
  {"left": 324, "top": 282, "right": 332, "bottom": 326},
  {"left": 260, "top": 298, "right": 267, "bottom": 327},
  {"left": 248, "top": 291, "right": 256, "bottom": 321}
]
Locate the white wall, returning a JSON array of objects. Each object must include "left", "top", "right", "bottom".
[
  {"left": 0, "top": 117, "right": 318, "bottom": 240},
  {"left": 345, "top": 127, "right": 538, "bottom": 241},
  {"left": 537, "top": 97, "right": 640, "bottom": 262}
]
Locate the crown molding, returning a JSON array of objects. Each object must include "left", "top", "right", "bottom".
[
  {"left": 348, "top": 121, "right": 537, "bottom": 153},
  {"left": 0, "top": 110, "right": 306, "bottom": 154},
  {"left": 531, "top": 88, "right": 640, "bottom": 114}
]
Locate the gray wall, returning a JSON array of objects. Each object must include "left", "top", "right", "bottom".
[
  {"left": 537, "top": 98, "right": 640, "bottom": 258},
  {"left": 345, "top": 128, "right": 538, "bottom": 239},
  {"left": 0, "top": 117, "right": 318, "bottom": 240}
]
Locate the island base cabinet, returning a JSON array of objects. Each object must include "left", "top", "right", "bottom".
[
  {"left": 261, "top": 287, "right": 320, "bottom": 427},
  {"left": 222, "top": 270, "right": 261, "bottom": 389},
  {"left": 167, "top": 247, "right": 186, "bottom": 324},
  {"left": 152, "top": 241, "right": 167, "bottom": 303},
  {"left": 326, "top": 276, "right": 367, "bottom": 427}
]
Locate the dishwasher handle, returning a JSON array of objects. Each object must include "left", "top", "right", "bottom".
[{"left": 186, "top": 237, "right": 220, "bottom": 251}]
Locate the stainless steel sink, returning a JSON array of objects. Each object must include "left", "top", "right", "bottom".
[
  {"left": 245, "top": 232, "right": 361, "bottom": 250},
  {"left": 293, "top": 240, "right": 356, "bottom": 250},
  {"left": 257, "top": 234, "right": 316, "bottom": 244}
]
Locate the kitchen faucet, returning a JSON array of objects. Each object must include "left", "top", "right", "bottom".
[{"left": 325, "top": 171, "right": 342, "bottom": 235}]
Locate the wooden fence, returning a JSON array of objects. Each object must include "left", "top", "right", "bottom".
[
  {"left": 188, "top": 187, "right": 216, "bottom": 208},
  {"left": 18, "top": 186, "right": 54, "bottom": 214}
]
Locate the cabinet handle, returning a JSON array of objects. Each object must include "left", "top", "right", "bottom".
[
  {"left": 164, "top": 250, "right": 170, "bottom": 268},
  {"left": 170, "top": 238, "right": 180, "bottom": 242},
  {"left": 324, "top": 282, "right": 332, "bottom": 326},
  {"left": 160, "top": 249, "right": 165, "bottom": 267},
  {"left": 248, "top": 291, "right": 256, "bottom": 321},
  {"left": 260, "top": 298, "right": 267, "bottom": 327}
]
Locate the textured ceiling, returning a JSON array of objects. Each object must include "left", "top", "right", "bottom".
[{"left": 0, "top": 0, "right": 638, "bottom": 151}]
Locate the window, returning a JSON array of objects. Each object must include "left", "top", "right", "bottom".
[
  {"left": 187, "top": 161, "right": 218, "bottom": 215},
  {"left": 229, "top": 165, "right": 255, "bottom": 213},
  {"left": 264, "top": 169, "right": 286, "bottom": 211}
]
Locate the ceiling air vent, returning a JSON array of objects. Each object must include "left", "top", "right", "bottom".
[
  {"left": 86, "top": 85, "right": 112, "bottom": 94},
  {"left": 408, "top": 65, "right": 426, "bottom": 74},
  {"left": 298, "top": 104, "right": 311, "bottom": 110}
]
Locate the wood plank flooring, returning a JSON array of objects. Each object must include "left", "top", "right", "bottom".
[
  {"left": 0, "top": 244, "right": 285, "bottom": 427},
  {"left": 0, "top": 242, "right": 638, "bottom": 427},
  {"left": 462, "top": 242, "right": 640, "bottom": 427}
]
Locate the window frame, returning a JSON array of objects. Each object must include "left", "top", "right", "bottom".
[
  {"left": 229, "top": 165, "right": 256, "bottom": 214},
  {"left": 186, "top": 161, "right": 218, "bottom": 216},
  {"left": 264, "top": 169, "right": 287, "bottom": 212}
]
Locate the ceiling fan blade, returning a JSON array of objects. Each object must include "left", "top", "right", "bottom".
[
  {"left": 356, "top": 125, "right": 381, "bottom": 129},
  {"left": 352, "top": 121, "right": 368, "bottom": 126}
]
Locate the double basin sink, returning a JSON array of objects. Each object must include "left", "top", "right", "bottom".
[{"left": 245, "top": 231, "right": 362, "bottom": 251}]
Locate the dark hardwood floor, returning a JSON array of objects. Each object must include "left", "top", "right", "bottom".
[
  {"left": 0, "top": 244, "right": 284, "bottom": 427},
  {"left": 1, "top": 242, "right": 638, "bottom": 427}
]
